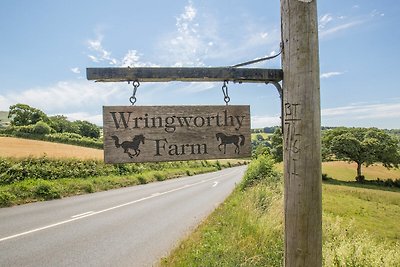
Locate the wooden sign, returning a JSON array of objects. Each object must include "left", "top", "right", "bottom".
[{"left": 103, "top": 105, "right": 251, "bottom": 163}]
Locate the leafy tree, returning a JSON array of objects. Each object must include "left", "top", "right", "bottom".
[
  {"left": 270, "top": 128, "right": 283, "bottom": 162},
  {"left": 8, "top": 104, "right": 48, "bottom": 126},
  {"left": 322, "top": 127, "right": 400, "bottom": 181},
  {"left": 253, "top": 144, "right": 270, "bottom": 159},
  {"left": 49, "top": 115, "right": 79, "bottom": 134},
  {"left": 73, "top": 120, "right": 100, "bottom": 139}
]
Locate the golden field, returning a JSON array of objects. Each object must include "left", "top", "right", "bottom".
[{"left": 0, "top": 137, "right": 102, "bottom": 160}]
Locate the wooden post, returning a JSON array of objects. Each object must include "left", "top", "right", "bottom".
[{"left": 281, "top": 0, "right": 322, "bottom": 266}]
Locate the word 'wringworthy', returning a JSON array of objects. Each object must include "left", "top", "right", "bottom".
[{"left": 110, "top": 110, "right": 246, "bottom": 133}]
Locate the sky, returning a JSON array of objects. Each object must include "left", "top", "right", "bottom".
[{"left": 0, "top": 0, "right": 399, "bottom": 129}]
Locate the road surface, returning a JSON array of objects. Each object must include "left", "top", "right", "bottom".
[{"left": 0, "top": 165, "right": 246, "bottom": 267}]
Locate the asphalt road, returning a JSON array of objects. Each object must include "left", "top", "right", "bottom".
[{"left": 0, "top": 165, "right": 246, "bottom": 267}]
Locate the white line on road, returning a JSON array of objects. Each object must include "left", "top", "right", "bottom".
[
  {"left": 0, "top": 169, "right": 239, "bottom": 243},
  {"left": 212, "top": 181, "right": 219, "bottom": 187},
  {"left": 71, "top": 211, "right": 94, "bottom": 218}
]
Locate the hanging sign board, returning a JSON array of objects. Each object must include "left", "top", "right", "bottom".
[{"left": 103, "top": 105, "right": 251, "bottom": 163}]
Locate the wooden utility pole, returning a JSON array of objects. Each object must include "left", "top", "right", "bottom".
[{"left": 281, "top": 0, "right": 322, "bottom": 266}]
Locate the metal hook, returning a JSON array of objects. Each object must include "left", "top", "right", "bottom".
[
  {"left": 222, "top": 80, "right": 230, "bottom": 105},
  {"left": 129, "top": 80, "right": 140, "bottom": 105}
]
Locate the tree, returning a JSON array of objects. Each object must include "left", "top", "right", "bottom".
[
  {"left": 49, "top": 115, "right": 79, "bottom": 133},
  {"left": 322, "top": 127, "right": 400, "bottom": 180},
  {"left": 8, "top": 104, "right": 48, "bottom": 126},
  {"left": 73, "top": 120, "right": 100, "bottom": 139},
  {"left": 270, "top": 127, "right": 283, "bottom": 162}
]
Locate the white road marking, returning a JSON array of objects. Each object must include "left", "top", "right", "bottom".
[
  {"left": 0, "top": 170, "right": 238, "bottom": 243},
  {"left": 212, "top": 181, "right": 219, "bottom": 187},
  {"left": 71, "top": 211, "right": 94, "bottom": 218}
]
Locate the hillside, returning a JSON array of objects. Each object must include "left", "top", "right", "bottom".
[{"left": 0, "top": 137, "right": 102, "bottom": 160}]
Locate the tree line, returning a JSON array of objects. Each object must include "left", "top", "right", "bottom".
[
  {"left": 3, "top": 103, "right": 100, "bottom": 139},
  {"left": 0, "top": 104, "right": 102, "bottom": 149},
  {"left": 253, "top": 126, "right": 400, "bottom": 182}
]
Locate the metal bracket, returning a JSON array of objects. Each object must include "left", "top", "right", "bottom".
[{"left": 265, "top": 81, "right": 284, "bottom": 134}]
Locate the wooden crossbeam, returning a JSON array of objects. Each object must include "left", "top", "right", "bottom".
[{"left": 86, "top": 67, "right": 283, "bottom": 83}]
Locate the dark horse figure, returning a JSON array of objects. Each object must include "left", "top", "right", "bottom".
[
  {"left": 216, "top": 133, "right": 245, "bottom": 154},
  {"left": 111, "top": 134, "right": 145, "bottom": 158}
]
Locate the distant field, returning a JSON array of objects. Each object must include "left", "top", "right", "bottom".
[
  {"left": 322, "top": 161, "right": 400, "bottom": 181},
  {"left": 0, "top": 137, "right": 102, "bottom": 160},
  {"left": 275, "top": 161, "right": 400, "bottom": 181},
  {"left": 251, "top": 132, "right": 271, "bottom": 141}
]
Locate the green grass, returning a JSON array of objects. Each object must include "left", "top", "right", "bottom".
[
  {"left": 251, "top": 132, "right": 271, "bottom": 141},
  {"left": 162, "top": 158, "right": 400, "bottom": 266},
  {"left": 161, "top": 180, "right": 284, "bottom": 266},
  {"left": 323, "top": 184, "right": 400, "bottom": 242}
]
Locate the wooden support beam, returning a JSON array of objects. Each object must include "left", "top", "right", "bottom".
[
  {"left": 86, "top": 67, "right": 283, "bottom": 83},
  {"left": 281, "top": 0, "right": 322, "bottom": 266}
]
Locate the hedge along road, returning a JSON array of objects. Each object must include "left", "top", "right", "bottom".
[{"left": 0, "top": 165, "right": 246, "bottom": 267}]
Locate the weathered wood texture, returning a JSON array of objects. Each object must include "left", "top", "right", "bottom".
[
  {"left": 103, "top": 105, "right": 251, "bottom": 163},
  {"left": 87, "top": 67, "right": 283, "bottom": 83},
  {"left": 281, "top": 0, "right": 322, "bottom": 266}
]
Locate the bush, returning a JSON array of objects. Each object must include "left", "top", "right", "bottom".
[
  {"left": 0, "top": 190, "right": 16, "bottom": 207},
  {"left": 240, "top": 155, "right": 277, "bottom": 190},
  {"left": 137, "top": 175, "right": 147, "bottom": 184},
  {"left": 32, "top": 121, "right": 52, "bottom": 135},
  {"left": 154, "top": 173, "right": 165, "bottom": 181},
  {"left": 33, "top": 180, "right": 61, "bottom": 200}
]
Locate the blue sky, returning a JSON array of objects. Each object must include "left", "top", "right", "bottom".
[{"left": 0, "top": 0, "right": 399, "bottom": 129}]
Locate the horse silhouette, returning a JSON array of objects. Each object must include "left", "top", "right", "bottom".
[
  {"left": 111, "top": 134, "right": 145, "bottom": 158},
  {"left": 216, "top": 133, "right": 245, "bottom": 154}
]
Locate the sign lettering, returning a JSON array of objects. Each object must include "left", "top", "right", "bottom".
[{"left": 103, "top": 105, "right": 251, "bottom": 163}]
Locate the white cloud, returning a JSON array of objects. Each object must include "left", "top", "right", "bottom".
[
  {"left": 62, "top": 112, "right": 103, "bottom": 125},
  {"left": 173, "top": 82, "right": 215, "bottom": 93},
  {"left": 87, "top": 34, "right": 118, "bottom": 65},
  {"left": 251, "top": 115, "right": 281, "bottom": 128},
  {"left": 370, "top": 9, "right": 385, "bottom": 17},
  {"left": 322, "top": 102, "right": 400, "bottom": 120},
  {"left": 319, "top": 14, "right": 333, "bottom": 30},
  {"left": 0, "top": 80, "right": 124, "bottom": 117},
  {"left": 70, "top": 67, "right": 80, "bottom": 74},
  {"left": 158, "top": 1, "right": 206, "bottom": 67},
  {"left": 320, "top": 71, "right": 343, "bottom": 79},
  {"left": 156, "top": 1, "right": 280, "bottom": 67},
  {"left": 320, "top": 20, "right": 363, "bottom": 37},
  {"left": 121, "top": 50, "right": 142, "bottom": 67}
]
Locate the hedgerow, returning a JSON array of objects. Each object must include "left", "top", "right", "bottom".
[
  {"left": 0, "top": 157, "right": 245, "bottom": 207},
  {"left": 0, "top": 157, "right": 239, "bottom": 185},
  {"left": 0, "top": 129, "right": 103, "bottom": 149}
]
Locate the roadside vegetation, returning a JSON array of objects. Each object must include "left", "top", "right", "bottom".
[
  {"left": 0, "top": 156, "right": 246, "bottom": 207},
  {"left": 162, "top": 155, "right": 400, "bottom": 267},
  {"left": 0, "top": 104, "right": 102, "bottom": 149}
]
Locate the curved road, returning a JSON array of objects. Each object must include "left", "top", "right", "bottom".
[{"left": 0, "top": 165, "right": 246, "bottom": 267}]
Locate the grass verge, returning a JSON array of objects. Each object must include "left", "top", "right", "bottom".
[
  {"left": 161, "top": 156, "right": 400, "bottom": 266},
  {"left": 0, "top": 161, "right": 246, "bottom": 207}
]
